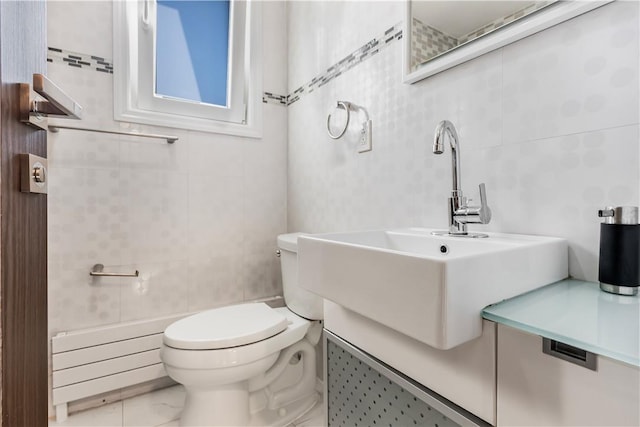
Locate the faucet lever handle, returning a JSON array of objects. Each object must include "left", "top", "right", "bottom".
[
  {"left": 478, "top": 183, "right": 491, "bottom": 224},
  {"left": 479, "top": 183, "right": 487, "bottom": 206}
]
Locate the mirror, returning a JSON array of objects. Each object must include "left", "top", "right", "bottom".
[
  {"left": 410, "top": 1, "right": 554, "bottom": 70},
  {"left": 403, "top": 0, "right": 612, "bottom": 84}
]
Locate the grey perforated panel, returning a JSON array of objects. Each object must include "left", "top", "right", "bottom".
[{"left": 327, "top": 340, "right": 461, "bottom": 427}]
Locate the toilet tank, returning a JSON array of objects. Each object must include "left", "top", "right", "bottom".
[{"left": 277, "top": 233, "right": 323, "bottom": 320}]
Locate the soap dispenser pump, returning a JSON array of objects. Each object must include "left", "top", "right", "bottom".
[{"left": 597, "top": 206, "right": 639, "bottom": 296}]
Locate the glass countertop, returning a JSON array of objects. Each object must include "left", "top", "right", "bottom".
[{"left": 483, "top": 279, "right": 640, "bottom": 368}]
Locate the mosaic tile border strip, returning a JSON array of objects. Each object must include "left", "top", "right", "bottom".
[
  {"left": 47, "top": 47, "right": 113, "bottom": 74},
  {"left": 263, "top": 92, "right": 288, "bottom": 106},
  {"left": 48, "top": 46, "right": 289, "bottom": 107},
  {"left": 287, "top": 23, "right": 403, "bottom": 106},
  {"left": 49, "top": 21, "right": 404, "bottom": 109}
]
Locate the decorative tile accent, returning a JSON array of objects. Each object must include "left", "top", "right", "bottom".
[
  {"left": 263, "top": 92, "right": 288, "bottom": 105},
  {"left": 287, "top": 23, "right": 403, "bottom": 106},
  {"left": 48, "top": 46, "right": 290, "bottom": 107},
  {"left": 49, "top": 22, "right": 404, "bottom": 109},
  {"left": 47, "top": 47, "right": 113, "bottom": 73}
]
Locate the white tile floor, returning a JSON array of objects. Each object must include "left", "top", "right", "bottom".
[
  {"left": 49, "top": 385, "right": 185, "bottom": 427},
  {"left": 288, "top": 401, "right": 324, "bottom": 427},
  {"left": 49, "top": 385, "right": 325, "bottom": 427}
]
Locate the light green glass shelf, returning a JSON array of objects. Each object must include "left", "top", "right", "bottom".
[{"left": 483, "top": 279, "right": 640, "bottom": 368}]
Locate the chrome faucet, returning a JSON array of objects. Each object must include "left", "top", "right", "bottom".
[{"left": 432, "top": 120, "right": 491, "bottom": 237}]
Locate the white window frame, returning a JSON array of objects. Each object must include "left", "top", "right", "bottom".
[{"left": 113, "top": 0, "right": 262, "bottom": 138}]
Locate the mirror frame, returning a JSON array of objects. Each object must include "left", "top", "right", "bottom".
[{"left": 403, "top": 0, "right": 613, "bottom": 84}]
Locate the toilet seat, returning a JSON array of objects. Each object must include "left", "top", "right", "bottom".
[
  {"left": 161, "top": 307, "right": 312, "bottom": 371},
  {"left": 164, "top": 303, "right": 288, "bottom": 350}
]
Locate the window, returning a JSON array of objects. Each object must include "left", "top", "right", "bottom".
[
  {"left": 155, "top": 1, "right": 230, "bottom": 106},
  {"left": 114, "top": 0, "right": 262, "bottom": 137}
]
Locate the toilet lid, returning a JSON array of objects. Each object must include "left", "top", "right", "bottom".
[{"left": 163, "top": 303, "right": 288, "bottom": 350}]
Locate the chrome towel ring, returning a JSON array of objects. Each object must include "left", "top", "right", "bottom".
[
  {"left": 327, "top": 101, "right": 351, "bottom": 139},
  {"left": 326, "top": 100, "right": 373, "bottom": 152}
]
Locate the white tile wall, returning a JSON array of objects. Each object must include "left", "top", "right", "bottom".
[
  {"left": 48, "top": 1, "right": 113, "bottom": 59},
  {"left": 46, "top": 3, "right": 288, "bottom": 414},
  {"left": 46, "top": 0, "right": 639, "bottom": 418},
  {"left": 501, "top": 2, "right": 639, "bottom": 142},
  {"left": 287, "top": 1, "right": 640, "bottom": 282},
  {"left": 287, "top": 1, "right": 402, "bottom": 93}
]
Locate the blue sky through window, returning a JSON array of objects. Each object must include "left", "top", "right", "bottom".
[{"left": 156, "top": 1, "right": 230, "bottom": 107}]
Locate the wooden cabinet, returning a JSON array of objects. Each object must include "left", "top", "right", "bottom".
[{"left": 497, "top": 324, "right": 640, "bottom": 426}]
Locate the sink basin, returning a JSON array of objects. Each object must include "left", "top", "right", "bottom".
[{"left": 298, "top": 228, "right": 568, "bottom": 349}]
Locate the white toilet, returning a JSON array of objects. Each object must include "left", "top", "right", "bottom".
[{"left": 160, "top": 233, "right": 323, "bottom": 426}]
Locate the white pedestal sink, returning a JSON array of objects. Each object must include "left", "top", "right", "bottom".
[{"left": 298, "top": 228, "right": 568, "bottom": 350}]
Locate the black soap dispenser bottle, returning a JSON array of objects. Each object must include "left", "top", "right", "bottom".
[{"left": 597, "top": 206, "right": 639, "bottom": 296}]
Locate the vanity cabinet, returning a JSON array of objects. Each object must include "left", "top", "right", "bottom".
[
  {"left": 497, "top": 324, "right": 640, "bottom": 426},
  {"left": 322, "top": 279, "right": 639, "bottom": 426},
  {"left": 323, "top": 301, "right": 497, "bottom": 425},
  {"left": 325, "top": 331, "right": 488, "bottom": 427}
]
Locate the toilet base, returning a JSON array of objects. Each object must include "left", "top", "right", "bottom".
[
  {"left": 180, "top": 383, "right": 251, "bottom": 426},
  {"left": 179, "top": 387, "right": 320, "bottom": 427},
  {"left": 248, "top": 391, "right": 320, "bottom": 427}
]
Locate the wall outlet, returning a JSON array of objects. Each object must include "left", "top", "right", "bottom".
[{"left": 358, "top": 120, "right": 372, "bottom": 153}]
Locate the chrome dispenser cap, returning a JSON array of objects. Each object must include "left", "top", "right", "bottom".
[{"left": 598, "top": 206, "right": 639, "bottom": 225}]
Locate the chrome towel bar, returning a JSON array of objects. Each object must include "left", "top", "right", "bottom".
[
  {"left": 20, "top": 74, "right": 177, "bottom": 144},
  {"left": 49, "top": 125, "right": 178, "bottom": 144},
  {"left": 90, "top": 264, "right": 139, "bottom": 278}
]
